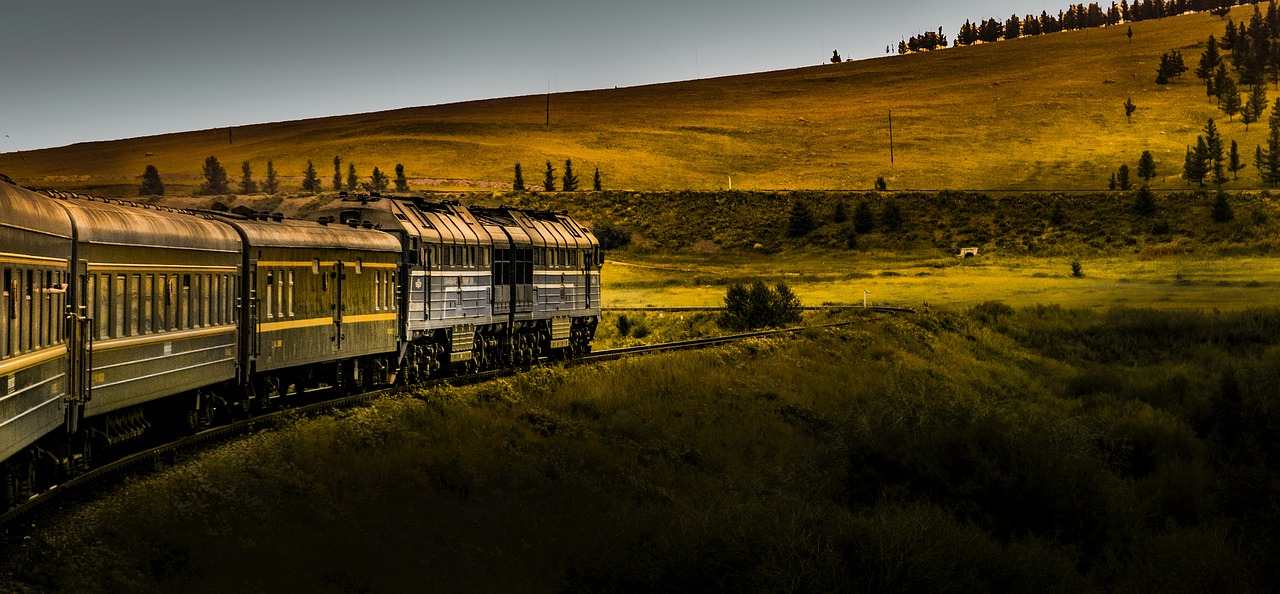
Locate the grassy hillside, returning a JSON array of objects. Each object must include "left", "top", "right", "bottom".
[
  {"left": 0, "top": 7, "right": 1268, "bottom": 193},
  {"left": 8, "top": 308, "right": 1280, "bottom": 592}
]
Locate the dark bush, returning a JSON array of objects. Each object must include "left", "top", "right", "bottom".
[
  {"left": 720, "top": 281, "right": 803, "bottom": 330},
  {"left": 594, "top": 222, "right": 631, "bottom": 250},
  {"left": 615, "top": 314, "right": 632, "bottom": 337}
]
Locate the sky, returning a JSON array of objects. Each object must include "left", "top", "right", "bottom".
[{"left": 1, "top": 0, "right": 1067, "bottom": 152}]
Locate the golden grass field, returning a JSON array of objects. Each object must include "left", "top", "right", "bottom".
[
  {"left": 602, "top": 252, "right": 1280, "bottom": 310},
  {"left": 0, "top": 6, "right": 1272, "bottom": 193}
]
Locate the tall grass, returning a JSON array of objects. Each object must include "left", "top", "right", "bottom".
[{"left": 8, "top": 307, "right": 1279, "bottom": 593}]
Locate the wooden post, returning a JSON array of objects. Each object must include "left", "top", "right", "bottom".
[{"left": 888, "top": 110, "right": 895, "bottom": 165}]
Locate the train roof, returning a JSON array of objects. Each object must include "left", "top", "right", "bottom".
[
  {"left": 0, "top": 179, "right": 73, "bottom": 241},
  {"left": 49, "top": 194, "right": 241, "bottom": 254},
  {"left": 310, "top": 194, "right": 598, "bottom": 250},
  {"left": 214, "top": 213, "right": 402, "bottom": 253}
]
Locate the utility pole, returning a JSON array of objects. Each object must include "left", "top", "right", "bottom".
[{"left": 888, "top": 110, "right": 895, "bottom": 165}]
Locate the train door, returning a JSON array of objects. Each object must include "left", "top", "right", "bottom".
[
  {"left": 332, "top": 261, "right": 345, "bottom": 351},
  {"left": 492, "top": 248, "right": 510, "bottom": 316},
  {"left": 515, "top": 247, "right": 533, "bottom": 313},
  {"left": 582, "top": 249, "right": 591, "bottom": 310},
  {"left": 65, "top": 259, "right": 92, "bottom": 434}
]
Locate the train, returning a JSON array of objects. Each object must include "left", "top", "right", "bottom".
[{"left": 0, "top": 177, "right": 601, "bottom": 509}]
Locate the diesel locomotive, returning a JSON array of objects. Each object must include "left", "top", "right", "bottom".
[{"left": 0, "top": 178, "right": 601, "bottom": 509}]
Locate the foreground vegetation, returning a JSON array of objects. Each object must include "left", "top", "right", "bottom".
[
  {"left": 1, "top": 5, "right": 1272, "bottom": 192},
  {"left": 7, "top": 307, "right": 1280, "bottom": 592}
]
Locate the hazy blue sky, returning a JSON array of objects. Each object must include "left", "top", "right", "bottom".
[{"left": 1, "top": 0, "right": 1065, "bottom": 151}]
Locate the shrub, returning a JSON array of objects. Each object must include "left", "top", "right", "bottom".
[
  {"left": 854, "top": 202, "right": 875, "bottom": 234},
  {"left": 593, "top": 223, "right": 631, "bottom": 250},
  {"left": 788, "top": 200, "right": 816, "bottom": 237},
  {"left": 1133, "top": 187, "right": 1157, "bottom": 216},
  {"left": 881, "top": 200, "right": 904, "bottom": 232},
  {"left": 1212, "top": 192, "right": 1234, "bottom": 222},
  {"left": 720, "top": 281, "right": 802, "bottom": 330},
  {"left": 1071, "top": 260, "right": 1084, "bottom": 278},
  {"left": 630, "top": 323, "right": 650, "bottom": 339},
  {"left": 615, "top": 314, "right": 632, "bottom": 337}
]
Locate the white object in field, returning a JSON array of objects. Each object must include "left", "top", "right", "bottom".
[
  {"left": 863, "top": 290, "right": 870, "bottom": 309},
  {"left": 958, "top": 247, "right": 980, "bottom": 258}
]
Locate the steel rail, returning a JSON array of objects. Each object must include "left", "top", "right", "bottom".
[{"left": 0, "top": 309, "right": 911, "bottom": 535}]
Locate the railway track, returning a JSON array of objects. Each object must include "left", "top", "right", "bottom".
[
  {"left": 0, "top": 313, "right": 910, "bottom": 537},
  {"left": 604, "top": 305, "right": 916, "bottom": 313}
]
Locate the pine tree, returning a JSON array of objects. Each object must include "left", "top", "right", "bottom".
[
  {"left": 833, "top": 200, "right": 848, "bottom": 223},
  {"left": 787, "top": 200, "right": 816, "bottom": 237},
  {"left": 1257, "top": 97, "right": 1280, "bottom": 184},
  {"left": 1138, "top": 150, "right": 1157, "bottom": 185},
  {"left": 139, "top": 165, "right": 165, "bottom": 196},
  {"left": 854, "top": 201, "right": 875, "bottom": 233},
  {"left": 1218, "top": 77, "right": 1243, "bottom": 120},
  {"left": 513, "top": 163, "right": 526, "bottom": 192},
  {"left": 1230, "top": 140, "right": 1246, "bottom": 180},
  {"left": 1245, "top": 83, "right": 1269, "bottom": 130},
  {"left": 1204, "top": 119, "right": 1227, "bottom": 185},
  {"left": 1213, "top": 191, "right": 1235, "bottom": 222},
  {"left": 238, "top": 161, "right": 257, "bottom": 194},
  {"left": 1198, "top": 35, "right": 1221, "bottom": 82},
  {"left": 394, "top": 163, "right": 409, "bottom": 192},
  {"left": 1127, "top": 25, "right": 1134, "bottom": 43},
  {"left": 332, "top": 156, "right": 342, "bottom": 191},
  {"left": 543, "top": 161, "right": 556, "bottom": 192},
  {"left": 1109, "top": 172, "right": 1118, "bottom": 191},
  {"left": 1213, "top": 63, "right": 1232, "bottom": 100},
  {"left": 1184, "top": 142, "right": 1206, "bottom": 186},
  {"left": 562, "top": 159, "right": 579, "bottom": 191},
  {"left": 346, "top": 163, "right": 358, "bottom": 191},
  {"left": 301, "top": 160, "right": 321, "bottom": 193},
  {"left": 592, "top": 167, "right": 602, "bottom": 191},
  {"left": 263, "top": 161, "right": 279, "bottom": 194},
  {"left": 1124, "top": 97, "right": 1137, "bottom": 123},
  {"left": 1117, "top": 164, "right": 1132, "bottom": 190},
  {"left": 199, "top": 156, "right": 230, "bottom": 195},
  {"left": 1133, "top": 186, "right": 1157, "bottom": 216},
  {"left": 370, "top": 166, "right": 388, "bottom": 192}
]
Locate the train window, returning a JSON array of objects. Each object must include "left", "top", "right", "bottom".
[
  {"left": 374, "top": 271, "right": 382, "bottom": 311},
  {"left": 312, "top": 259, "right": 320, "bottom": 275},
  {"left": 32, "top": 270, "right": 43, "bottom": 349},
  {"left": 141, "top": 275, "right": 153, "bottom": 335},
  {"left": 24, "top": 270, "right": 34, "bottom": 352},
  {"left": 264, "top": 271, "right": 274, "bottom": 320},
  {"left": 112, "top": 275, "right": 125, "bottom": 339},
  {"left": 355, "top": 259, "right": 363, "bottom": 275},
  {"left": 274, "top": 272, "right": 283, "bottom": 319},
  {"left": 181, "top": 274, "right": 191, "bottom": 330},
  {"left": 204, "top": 274, "right": 212, "bottom": 326},
  {"left": 0, "top": 269, "right": 7, "bottom": 359},
  {"left": 287, "top": 271, "right": 294, "bottom": 318},
  {"left": 128, "top": 275, "right": 140, "bottom": 337},
  {"left": 230, "top": 275, "right": 238, "bottom": 323},
  {"left": 93, "top": 274, "right": 107, "bottom": 340},
  {"left": 194, "top": 275, "right": 202, "bottom": 327},
  {"left": 216, "top": 275, "right": 224, "bottom": 325},
  {"left": 164, "top": 275, "right": 176, "bottom": 331},
  {"left": 157, "top": 275, "right": 168, "bottom": 332},
  {"left": 321, "top": 269, "right": 328, "bottom": 292}
]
